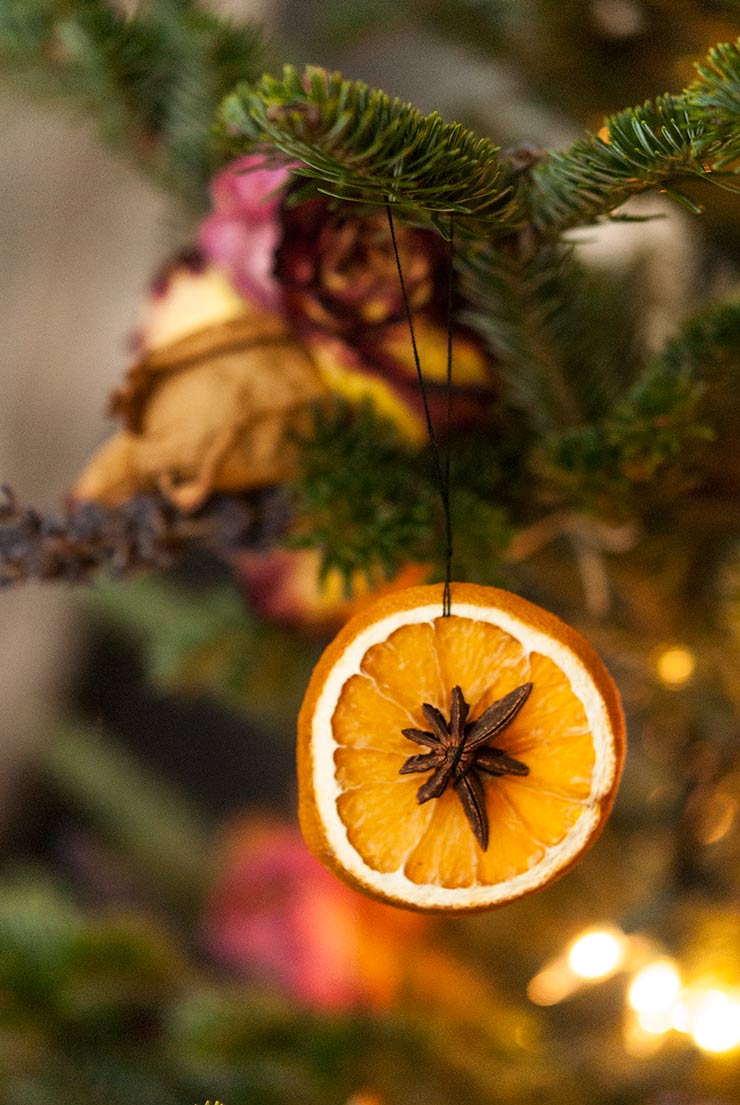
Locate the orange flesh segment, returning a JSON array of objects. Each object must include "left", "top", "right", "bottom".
[
  {"left": 331, "top": 614, "right": 595, "bottom": 889},
  {"left": 358, "top": 620, "right": 446, "bottom": 725}
]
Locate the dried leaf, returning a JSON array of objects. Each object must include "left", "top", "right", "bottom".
[{"left": 75, "top": 316, "right": 326, "bottom": 511}]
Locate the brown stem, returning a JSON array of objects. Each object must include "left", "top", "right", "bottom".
[{"left": 0, "top": 487, "right": 289, "bottom": 588}]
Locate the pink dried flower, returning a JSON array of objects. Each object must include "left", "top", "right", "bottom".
[
  {"left": 199, "top": 155, "right": 290, "bottom": 311},
  {"left": 203, "top": 820, "right": 425, "bottom": 1011}
]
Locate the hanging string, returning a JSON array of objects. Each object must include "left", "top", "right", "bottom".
[
  {"left": 385, "top": 204, "right": 454, "bottom": 616},
  {"left": 443, "top": 215, "right": 455, "bottom": 616}
]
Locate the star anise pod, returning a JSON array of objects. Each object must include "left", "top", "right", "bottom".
[{"left": 399, "top": 683, "right": 532, "bottom": 851}]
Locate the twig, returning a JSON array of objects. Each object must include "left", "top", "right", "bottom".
[{"left": 0, "top": 487, "right": 291, "bottom": 588}]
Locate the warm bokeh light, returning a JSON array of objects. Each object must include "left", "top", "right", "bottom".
[
  {"left": 527, "top": 963, "right": 580, "bottom": 1006},
  {"left": 696, "top": 788, "right": 739, "bottom": 845},
  {"left": 568, "top": 928, "right": 626, "bottom": 980},
  {"left": 628, "top": 959, "right": 681, "bottom": 1020},
  {"left": 623, "top": 1012, "right": 670, "bottom": 1057},
  {"left": 677, "top": 988, "right": 740, "bottom": 1054},
  {"left": 655, "top": 645, "right": 696, "bottom": 688}
]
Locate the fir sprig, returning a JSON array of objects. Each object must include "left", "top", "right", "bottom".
[
  {"left": 218, "top": 40, "right": 740, "bottom": 240},
  {"left": 540, "top": 302, "right": 740, "bottom": 517},
  {"left": 459, "top": 242, "right": 586, "bottom": 432},
  {"left": 218, "top": 64, "right": 521, "bottom": 235},
  {"left": 459, "top": 240, "right": 640, "bottom": 435},
  {"left": 290, "top": 402, "right": 515, "bottom": 588},
  {"left": 289, "top": 402, "right": 433, "bottom": 586},
  {"left": 0, "top": 0, "right": 267, "bottom": 210},
  {"left": 528, "top": 95, "right": 708, "bottom": 233},
  {"left": 529, "top": 39, "right": 740, "bottom": 234},
  {"left": 691, "top": 40, "right": 740, "bottom": 167}
]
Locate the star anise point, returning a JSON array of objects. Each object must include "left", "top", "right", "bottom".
[{"left": 399, "top": 682, "right": 532, "bottom": 851}]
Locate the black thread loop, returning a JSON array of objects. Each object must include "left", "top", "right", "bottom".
[{"left": 385, "top": 204, "right": 454, "bottom": 616}]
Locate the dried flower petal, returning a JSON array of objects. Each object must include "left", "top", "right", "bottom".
[
  {"left": 74, "top": 316, "right": 326, "bottom": 511},
  {"left": 204, "top": 820, "right": 426, "bottom": 1011},
  {"left": 199, "top": 154, "right": 291, "bottom": 311},
  {"left": 133, "top": 253, "right": 247, "bottom": 357},
  {"left": 233, "top": 546, "right": 430, "bottom": 633}
]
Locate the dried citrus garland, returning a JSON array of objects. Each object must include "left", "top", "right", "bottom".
[
  {"left": 297, "top": 211, "right": 625, "bottom": 913},
  {"left": 298, "top": 583, "right": 624, "bottom": 912}
]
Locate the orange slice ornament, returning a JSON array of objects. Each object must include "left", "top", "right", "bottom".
[{"left": 297, "top": 583, "right": 625, "bottom": 913}]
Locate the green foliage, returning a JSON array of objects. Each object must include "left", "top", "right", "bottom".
[
  {"left": 217, "top": 37, "right": 740, "bottom": 243},
  {"left": 460, "top": 240, "right": 640, "bottom": 437},
  {"left": 460, "top": 242, "right": 591, "bottom": 432},
  {"left": 0, "top": 0, "right": 267, "bottom": 210},
  {"left": 541, "top": 302, "right": 740, "bottom": 517},
  {"left": 0, "top": 869, "right": 564, "bottom": 1105},
  {"left": 88, "top": 574, "right": 254, "bottom": 689},
  {"left": 289, "top": 402, "right": 434, "bottom": 585},
  {"left": 219, "top": 64, "right": 521, "bottom": 235},
  {"left": 290, "top": 402, "right": 516, "bottom": 588},
  {"left": 528, "top": 38, "right": 740, "bottom": 234},
  {"left": 528, "top": 95, "right": 709, "bottom": 233},
  {"left": 445, "top": 436, "right": 517, "bottom": 585},
  {"left": 44, "top": 723, "right": 212, "bottom": 906},
  {"left": 86, "top": 575, "right": 317, "bottom": 726},
  {"left": 691, "top": 40, "right": 740, "bottom": 167}
]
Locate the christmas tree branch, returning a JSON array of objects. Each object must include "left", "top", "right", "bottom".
[
  {"left": 459, "top": 242, "right": 585, "bottom": 433},
  {"left": 218, "top": 64, "right": 522, "bottom": 236},
  {"left": 691, "top": 40, "right": 740, "bottom": 167},
  {"left": 289, "top": 403, "right": 434, "bottom": 584},
  {"left": 0, "top": 0, "right": 267, "bottom": 211},
  {"left": 527, "top": 95, "right": 708, "bottom": 234},
  {"left": 459, "top": 235, "right": 639, "bottom": 436},
  {"left": 289, "top": 403, "right": 514, "bottom": 587},
  {"left": 220, "top": 39, "right": 740, "bottom": 241},
  {"left": 539, "top": 302, "right": 740, "bottom": 518},
  {"left": 529, "top": 40, "right": 740, "bottom": 235}
]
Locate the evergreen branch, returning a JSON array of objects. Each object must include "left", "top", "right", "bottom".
[
  {"left": 0, "top": 0, "right": 267, "bottom": 211},
  {"left": 458, "top": 237, "right": 639, "bottom": 435},
  {"left": 445, "top": 436, "right": 516, "bottom": 585},
  {"left": 528, "top": 95, "right": 709, "bottom": 234},
  {"left": 529, "top": 38, "right": 740, "bottom": 234},
  {"left": 691, "top": 40, "right": 740, "bottom": 167},
  {"left": 217, "top": 38, "right": 740, "bottom": 241},
  {"left": 540, "top": 302, "right": 740, "bottom": 518},
  {"left": 459, "top": 241, "right": 583, "bottom": 432},
  {"left": 289, "top": 402, "right": 434, "bottom": 586},
  {"left": 218, "top": 64, "right": 521, "bottom": 235},
  {"left": 290, "top": 402, "right": 515, "bottom": 588}
]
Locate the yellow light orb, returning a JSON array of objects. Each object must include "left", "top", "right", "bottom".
[
  {"left": 527, "top": 963, "right": 578, "bottom": 1006},
  {"left": 655, "top": 645, "right": 696, "bottom": 688},
  {"left": 684, "top": 989, "right": 740, "bottom": 1054},
  {"left": 568, "top": 929, "right": 625, "bottom": 980},
  {"left": 628, "top": 960, "right": 681, "bottom": 1016}
]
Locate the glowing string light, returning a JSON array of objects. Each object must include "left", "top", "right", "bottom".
[
  {"left": 568, "top": 928, "right": 626, "bottom": 980},
  {"left": 655, "top": 645, "right": 696, "bottom": 688},
  {"left": 628, "top": 959, "right": 681, "bottom": 1035},
  {"left": 678, "top": 988, "right": 740, "bottom": 1054}
]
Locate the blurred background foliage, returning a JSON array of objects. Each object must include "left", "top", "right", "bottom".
[{"left": 3, "top": 2, "right": 740, "bottom": 1104}]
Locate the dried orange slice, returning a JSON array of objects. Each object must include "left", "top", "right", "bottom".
[{"left": 298, "top": 583, "right": 625, "bottom": 912}]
